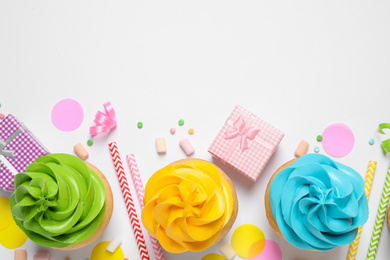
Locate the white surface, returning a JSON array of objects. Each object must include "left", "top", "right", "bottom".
[{"left": 1, "top": 1, "right": 390, "bottom": 260}]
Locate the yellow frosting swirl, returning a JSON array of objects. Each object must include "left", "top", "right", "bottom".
[{"left": 142, "top": 160, "right": 234, "bottom": 253}]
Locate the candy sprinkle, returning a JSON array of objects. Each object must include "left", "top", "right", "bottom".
[
  {"left": 178, "top": 119, "right": 184, "bottom": 126},
  {"left": 188, "top": 128, "right": 194, "bottom": 135},
  {"left": 314, "top": 146, "right": 320, "bottom": 153},
  {"left": 137, "top": 122, "right": 143, "bottom": 129},
  {"left": 0, "top": 113, "right": 5, "bottom": 120},
  {"left": 87, "top": 139, "right": 93, "bottom": 146},
  {"left": 317, "top": 135, "right": 323, "bottom": 142},
  {"left": 369, "top": 138, "right": 375, "bottom": 145},
  {"left": 170, "top": 128, "right": 176, "bottom": 134}
]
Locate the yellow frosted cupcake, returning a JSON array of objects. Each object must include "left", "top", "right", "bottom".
[{"left": 142, "top": 159, "right": 238, "bottom": 253}]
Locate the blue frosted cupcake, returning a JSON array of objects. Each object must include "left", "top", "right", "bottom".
[{"left": 265, "top": 154, "right": 368, "bottom": 251}]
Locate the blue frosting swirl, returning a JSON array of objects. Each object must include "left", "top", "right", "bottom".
[{"left": 269, "top": 154, "right": 368, "bottom": 251}]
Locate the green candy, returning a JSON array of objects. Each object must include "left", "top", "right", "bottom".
[
  {"left": 10, "top": 154, "right": 106, "bottom": 248},
  {"left": 137, "top": 122, "right": 143, "bottom": 128},
  {"left": 317, "top": 135, "right": 323, "bottom": 142},
  {"left": 178, "top": 119, "right": 184, "bottom": 126}
]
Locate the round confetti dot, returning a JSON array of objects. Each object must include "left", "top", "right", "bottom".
[
  {"left": 170, "top": 128, "right": 176, "bottom": 134},
  {"left": 316, "top": 135, "right": 323, "bottom": 142},
  {"left": 178, "top": 119, "right": 184, "bottom": 126},
  {"left": 188, "top": 128, "right": 194, "bottom": 135},
  {"left": 91, "top": 241, "right": 124, "bottom": 260},
  {"left": 137, "top": 122, "right": 143, "bottom": 128},
  {"left": 314, "top": 146, "right": 320, "bottom": 153},
  {"left": 369, "top": 138, "right": 375, "bottom": 145},
  {"left": 249, "top": 240, "right": 282, "bottom": 260},
  {"left": 87, "top": 139, "right": 93, "bottom": 146},
  {"left": 51, "top": 99, "right": 84, "bottom": 132},
  {"left": 231, "top": 224, "right": 266, "bottom": 258},
  {"left": 321, "top": 123, "right": 355, "bottom": 157},
  {"left": 0, "top": 113, "right": 5, "bottom": 120},
  {"left": 201, "top": 253, "right": 227, "bottom": 260},
  {"left": 0, "top": 197, "right": 28, "bottom": 249}
]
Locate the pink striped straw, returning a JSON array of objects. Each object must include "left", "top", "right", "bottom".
[
  {"left": 108, "top": 142, "right": 150, "bottom": 260},
  {"left": 126, "top": 154, "right": 166, "bottom": 260}
]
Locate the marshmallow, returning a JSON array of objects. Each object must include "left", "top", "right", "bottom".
[
  {"left": 14, "top": 250, "right": 27, "bottom": 260},
  {"left": 106, "top": 238, "right": 122, "bottom": 253},
  {"left": 220, "top": 242, "right": 236, "bottom": 260},
  {"left": 33, "top": 252, "right": 50, "bottom": 260},
  {"left": 156, "top": 138, "right": 166, "bottom": 154},
  {"left": 73, "top": 142, "right": 89, "bottom": 160},
  {"left": 295, "top": 140, "right": 309, "bottom": 157},
  {"left": 180, "top": 138, "right": 194, "bottom": 156}
]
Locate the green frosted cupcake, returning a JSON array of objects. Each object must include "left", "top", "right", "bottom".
[{"left": 10, "top": 153, "right": 113, "bottom": 249}]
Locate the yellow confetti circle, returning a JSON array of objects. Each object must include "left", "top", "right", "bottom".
[
  {"left": 231, "top": 224, "right": 266, "bottom": 258},
  {"left": 188, "top": 128, "right": 194, "bottom": 135},
  {"left": 0, "top": 197, "right": 28, "bottom": 249},
  {"left": 91, "top": 241, "right": 124, "bottom": 260},
  {"left": 201, "top": 253, "right": 227, "bottom": 260}
]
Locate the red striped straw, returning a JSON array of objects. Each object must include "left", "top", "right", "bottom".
[
  {"left": 126, "top": 154, "right": 165, "bottom": 260},
  {"left": 108, "top": 142, "right": 150, "bottom": 260}
]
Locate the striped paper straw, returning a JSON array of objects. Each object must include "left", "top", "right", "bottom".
[
  {"left": 108, "top": 142, "right": 150, "bottom": 260},
  {"left": 366, "top": 163, "right": 390, "bottom": 260},
  {"left": 126, "top": 154, "right": 165, "bottom": 260},
  {"left": 346, "top": 161, "right": 377, "bottom": 260}
]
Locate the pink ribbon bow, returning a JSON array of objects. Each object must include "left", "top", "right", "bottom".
[
  {"left": 89, "top": 102, "right": 117, "bottom": 136},
  {"left": 224, "top": 116, "right": 260, "bottom": 152}
]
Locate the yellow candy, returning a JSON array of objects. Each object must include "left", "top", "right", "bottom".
[
  {"left": 231, "top": 224, "right": 266, "bottom": 258},
  {"left": 188, "top": 128, "right": 194, "bottom": 135},
  {"left": 91, "top": 241, "right": 124, "bottom": 260}
]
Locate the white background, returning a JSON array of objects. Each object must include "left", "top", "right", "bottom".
[{"left": 1, "top": 1, "right": 390, "bottom": 260}]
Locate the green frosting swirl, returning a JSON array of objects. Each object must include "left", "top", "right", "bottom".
[{"left": 10, "top": 154, "right": 106, "bottom": 248}]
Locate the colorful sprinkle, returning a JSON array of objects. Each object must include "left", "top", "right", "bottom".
[
  {"left": 137, "top": 122, "right": 143, "bottom": 129},
  {"left": 0, "top": 113, "right": 5, "bottom": 120},
  {"left": 178, "top": 119, "right": 184, "bottom": 126},
  {"left": 170, "top": 128, "right": 176, "bottom": 134},
  {"left": 369, "top": 138, "right": 375, "bottom": 145},
  {"left": 87, "top": 139, "right": 93, "bottom": 146},
  {"left": 188, "top": 128, "right": 194, "bottom": 135},
  {"left": 316, "top": 135, "right": 323, "bottom": 142},
  {"left": 314, "top": 146, "right": 320, "bottom": 153},
  {"left": 231, "top": 224, "right": 266, "bottom": 258}
]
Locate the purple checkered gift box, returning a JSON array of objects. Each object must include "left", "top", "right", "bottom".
[
  {"left": 208, "top": 105, "right": 284, "bottom": 181},
  {"left": 0, "top": 114, "right": 49, "bottom": 192}
]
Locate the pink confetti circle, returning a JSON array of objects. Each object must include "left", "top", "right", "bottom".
[
  {"left": 321, "top": 123, "right": 355, "bottom": 157},
  {"left": 51, "top": 99, "right": 84, "bottom": 131},
  {"left": 249, "top": 240, "right": 282, "bottom": 260}
]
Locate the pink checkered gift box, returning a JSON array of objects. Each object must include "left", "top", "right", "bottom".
[
  {"left": 0, "top": 114, "right": 49, "bottom": 192},
  {"left": 208, "top": 105, "right": 284, "bottom": 181}
]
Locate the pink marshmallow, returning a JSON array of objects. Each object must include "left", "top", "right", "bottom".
[
  {"left": 14, "top": 250, "right": 27, "bottom": 260},
  {"left": 33, "top": 252, "right": 50, "bottom": 260},
  {"left": 180, "top": 138, "right": 195, "bottom": 156}
]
